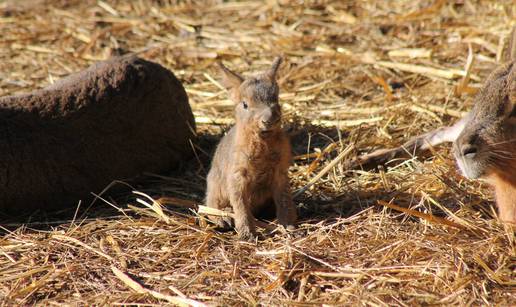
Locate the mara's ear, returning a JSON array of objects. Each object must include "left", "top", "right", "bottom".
[
  {"left": 503, "top": 26, "right": 516, "bottom": 63},
  {"left": 266, "top": 56, "right": 283, "bottom": 80},
  {"left": 217, "top": 62, "right": 244, "bottom": 89}
]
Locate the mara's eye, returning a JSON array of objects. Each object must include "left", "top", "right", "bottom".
[{"left": 242, "top": 101, "right": 248, "bottom": 109}]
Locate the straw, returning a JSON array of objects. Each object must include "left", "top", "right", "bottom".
[{"left": 0, "top": 1, "right": 514, "bottom": 305}]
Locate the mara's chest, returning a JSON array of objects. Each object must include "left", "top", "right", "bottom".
[
  {"left": 248, "top": 149, "right": 282, "bottom": 165},
  {"left": 243, "top": 150, "right": 282, "bottom": 186}
]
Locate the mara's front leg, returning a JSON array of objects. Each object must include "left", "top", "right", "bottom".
[
  {"left": 205, "top": 171, "right": 233, "bottom": 229},
  {"left": 229, "top": 172, "right": 256, "bottom": 240},
  {"left": 498, "top": 201, "right": 516, "bottom": 224},
  {"left": 493, "top": 180, "right": 516, "bottom": 224},
  {"left": 273, "top": 171, "right": 297, "bottom": 230}
]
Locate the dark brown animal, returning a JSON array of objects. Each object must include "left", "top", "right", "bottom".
[
  {"left": 0, "top": 55, "right": 195, "bottom": 213},
  {"left": 454, "top": 28, "right": 516, "bottom": 224},
  {"left": 205, "top": 57, "right": 297, "bottom": 240}
]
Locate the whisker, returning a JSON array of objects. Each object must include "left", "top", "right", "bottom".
[
  {"left": 490, "top": 138, "right": 516, "bottom": 146},
  {"left": 490, "top": 150, "right": 514, "bottom": 158},
  {"left": 491, "top": 148, "right": 514, "bottom": 154},
  {"left": 472, "top": 149, "right": 512, "bottom": 157},
  {"left": 491, "top": 153, "right": 516, "bottom": 160},
  {"left": 491, "top": 149, "right": 513, "bottom": 154},
  {"left": 488, "top": 151, "right": 516, "bottom": 165},
  {"left": 491, "top": 149, "right": 516, "bottom": 158}
]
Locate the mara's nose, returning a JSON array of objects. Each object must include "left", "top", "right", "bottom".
[
  {"left": 262, "top": 116, "right": 279, "bottom": 126},
  {"left": 261, "top": 109, "right": 279, "bottom": 126},
  {"left": 461, "top": 144, "right": 478, "bottom": 158},
  {"left": 262, "top": 119, "right": 272, "bottom": 125},
  {"left": 262, "top": 119, "right": 278, "bottom": 127}
]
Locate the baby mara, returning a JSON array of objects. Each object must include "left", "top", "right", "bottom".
[{"left": 205, "top": 57, "right": 297, "bottom": 240}]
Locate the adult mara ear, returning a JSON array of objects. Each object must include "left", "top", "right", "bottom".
[
  {"left": 266, "top": 56, "right": 283, "bottom": 80},
  {"left": 217, "top": 62, "right": 244, "bottom": 89}
]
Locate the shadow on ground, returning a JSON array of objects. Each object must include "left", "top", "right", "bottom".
[{"left": 0, "top": 125, "right": 494, "bottom": 234}]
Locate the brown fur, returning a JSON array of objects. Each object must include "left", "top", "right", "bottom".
[
  {"left": 454, "top": 27, "right": 516, "bottom": 224},
  {"left": 205, "top": 57, "right": 297, "bottom": 240},
  {"left": 0, "top": 55, "right": 195, "bottom": 212},
  {"left": 488, "top": 173, "right": 516, "bottom": 223}
]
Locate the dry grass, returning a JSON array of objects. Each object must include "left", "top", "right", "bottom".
[{"left": 1, "top": 0, "right": 515, "bottom": 305}]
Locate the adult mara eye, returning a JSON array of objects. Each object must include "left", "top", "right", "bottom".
[{"left": 242, "top": 101, "right": 248, "bottom": 109}]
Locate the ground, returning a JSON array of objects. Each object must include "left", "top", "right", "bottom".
[{"left": 0, "top": 0, "right": 515, "bottom": 305}]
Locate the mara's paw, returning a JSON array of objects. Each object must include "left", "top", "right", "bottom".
[
  {"left": 285, "top": 224, "right": 296, "bottom": 232},
  {"left": 277, "top": 213, "right": 297, "bottom": 230},
  {"left": 237, "top": 228, "right": 257, "bottom": 242},
  {"left": 275, "top": 223, "right": 302, "bottom": 239},
  {"left": 276, "top": 205, "right": 298, "bottom": 228},
  {"left": 209, "top": 215, "right": 233, "bottom": 230},
  {"left": 235, "top": 218, "right": 256, "bottom": 242},
  {"left": 276, "top": 223, "right": 296, "bottom": 233}
]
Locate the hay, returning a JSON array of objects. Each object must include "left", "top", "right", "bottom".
[{"left": 0, "top": 0, "right": 515, "bottom": 305}]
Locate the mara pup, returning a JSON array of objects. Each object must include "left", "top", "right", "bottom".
[
  {"left": 205, "top": 57, "right": 297, "bottom": 240},
  {"left": 454, "top": 28, "right": 516, "bottom": 224}
]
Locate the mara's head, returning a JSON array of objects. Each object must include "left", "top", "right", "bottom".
[
  {"left": 218, "top": 57, "right": 283, "bottom": 137},
  {"left": 453, "top": 35, "right": 516, "bottom": 180}
]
